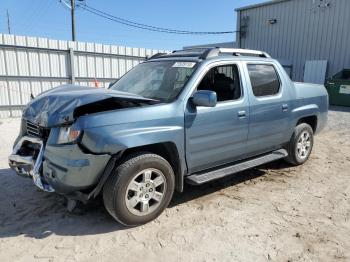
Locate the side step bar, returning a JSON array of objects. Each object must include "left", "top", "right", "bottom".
[{"left": 186, "top": 149, "right": 288, "bottom": 185}]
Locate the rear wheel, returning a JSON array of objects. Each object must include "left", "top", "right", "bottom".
[
  {"left": 285, "top": 123, "right": 314, "bottom": 165},
  {"left": 103, "top": 152, "right": 175, "bottom": 226}
]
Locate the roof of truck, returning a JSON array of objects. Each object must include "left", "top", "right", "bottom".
[{"left": 146, "top": 47, "right": 275, "bottom": 64}]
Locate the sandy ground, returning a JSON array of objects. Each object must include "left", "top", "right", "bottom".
[{"left": 0, "top": 107, "right": 349, "bottom": 262}]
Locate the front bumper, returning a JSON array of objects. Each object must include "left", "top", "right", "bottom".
[
  {"left": 9, "top": 136, "right": 111, "bottom": 193},
  {"left": 9, "top": 136, "right": 54, "bottom": 192}
]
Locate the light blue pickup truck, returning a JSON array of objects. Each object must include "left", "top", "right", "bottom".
[{"left": 9, "top": 48, "right": 328, "bottom": 225}]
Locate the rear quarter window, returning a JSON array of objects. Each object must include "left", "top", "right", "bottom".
[{"left": 247, "top": 64, "right": 280, "bottom": 97}]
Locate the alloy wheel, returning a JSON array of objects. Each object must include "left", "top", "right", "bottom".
[{"left": 125, "top": 168, "right": 166, "bottom": 216}]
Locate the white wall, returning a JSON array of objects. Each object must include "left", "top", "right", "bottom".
[{"left": 0, "top": 34, "right": 168, "bottom": 118}]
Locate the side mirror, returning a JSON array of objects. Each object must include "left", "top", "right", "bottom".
[{"left": 191, "top": 90, "right": 217, "bottom": 107}]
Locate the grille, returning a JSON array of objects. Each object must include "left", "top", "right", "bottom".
[
  {"left": 26, "top": 121, "right": 50, "bottom": 140},
  {"left": 26, "top": 121, "right": 40, "bottom": 137}
]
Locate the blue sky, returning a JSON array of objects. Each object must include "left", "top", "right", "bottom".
[{"left": 0, "top": 0, "right": 262, "bottom": 50}]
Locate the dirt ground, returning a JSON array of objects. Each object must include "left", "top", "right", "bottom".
[{"left": 0, "top": 107, "right": 349, "bottom": 262}]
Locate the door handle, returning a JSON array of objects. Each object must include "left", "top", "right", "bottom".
[
  {"left": 238, "top": 110, "right": 246, "bottom": 118},
  {"left": 282, "top": 104, "right": 288, "bottom": 112}
]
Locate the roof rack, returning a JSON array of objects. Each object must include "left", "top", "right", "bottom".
[
  {"left": 146, "top": 53, "right": 167, "bottom": 60},
  {"left": 147, "top": 47, "right": 271, "bottom": 60},
  {"left": 200, "top": 48, "right": 271, "bottom": 59}
]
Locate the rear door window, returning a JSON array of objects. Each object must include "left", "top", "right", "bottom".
[{"left": 247, "top": 64, "right": 280, "bottom": 97}]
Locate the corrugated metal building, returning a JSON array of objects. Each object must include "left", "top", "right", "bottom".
[{"left": 235, "top": 0, "right": 350, "bottom": 82}]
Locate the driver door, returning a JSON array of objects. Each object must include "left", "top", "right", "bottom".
[{"left": 185, "top": 63, "right": 249, "bottom": 173}]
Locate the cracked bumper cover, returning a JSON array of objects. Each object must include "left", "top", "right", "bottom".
[
  {"left": 9, "top": 136, "right": 111, "bottom": 193},
  {"left": 43, "top": 144, "right": 111, "bottom": 193}
]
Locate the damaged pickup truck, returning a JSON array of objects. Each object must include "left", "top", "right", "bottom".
[{"left": 9, "top": 48, "right": 328, "bottom": 226}]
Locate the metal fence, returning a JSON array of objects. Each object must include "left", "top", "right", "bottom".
[{"left": 0, "top": 34, "right": 167, "bottom": 118}]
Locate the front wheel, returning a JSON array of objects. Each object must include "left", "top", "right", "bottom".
[
  {"left": 285, "top": 123, "right": 314, "bottom": 165},
  {"left": 103, "top": 152, "right": 175, "bottom": 226}
]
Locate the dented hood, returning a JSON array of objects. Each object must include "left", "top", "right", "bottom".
[{"left": 22, "top": 84, "right": 157, "bottom": 127}]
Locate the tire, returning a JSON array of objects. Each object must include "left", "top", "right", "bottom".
[
  {"left": 103, "top": 152, "right": 175, "bottom": 226},
  {"left": 285, "top": 123, "right": 314, "bottom": 165}
]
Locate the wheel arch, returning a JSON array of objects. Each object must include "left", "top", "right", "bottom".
[
  {"left": 120, "top": 142, "right": 183, "bottom": 192},
  {"left": 89, "top": 142, "right": 184, "bottom": 199},
  {"left": 296, "top": 115, "right": 317, "bottom": 132}
]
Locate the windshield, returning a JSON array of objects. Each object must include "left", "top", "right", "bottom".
[{"left": 110, "top": 61, "right": 197, "bottom": 102}]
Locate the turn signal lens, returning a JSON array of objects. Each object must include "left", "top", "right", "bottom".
[
  {"left": 57, "top": 126, "right": 81, "bottom": 144},
  {"left": 69, "top": 130, "right": 81, "bottom": 141}
]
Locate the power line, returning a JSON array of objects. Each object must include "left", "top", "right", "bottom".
[
  {"left": 59, "top": 0, "right": 87, "bottom": 41},
  {"left": 76, "top": 3, "right": 236, "bottom": 35},
  {"left": 21, "top": 0, "right": 53, "bottom": 36}
]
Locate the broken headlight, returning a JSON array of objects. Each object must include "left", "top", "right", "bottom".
[{"left": 57, "top": 126, "right": 81, "bottom": 144}]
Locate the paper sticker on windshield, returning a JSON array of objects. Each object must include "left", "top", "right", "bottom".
[{"left": 172, "top": 62, "right": 196, "bottom": 68}]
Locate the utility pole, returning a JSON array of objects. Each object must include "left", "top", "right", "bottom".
[
  {"left": 6, "top": 9, "right": 11, "bottom": 34},
  {"left": 71, "top": 0, "right": 76, "bottom": 41}
]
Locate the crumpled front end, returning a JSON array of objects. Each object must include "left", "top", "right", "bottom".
[
  {"left": 8, "top": 84, "right": 160, "bottom": 194},
  {"left": 9, "top": 120, "right": 111, "bottom": 194},
  {"left": 9, "top": 136, "right": 54, "bottom": 192},
  {"left": 22, "top": 84, "right": 158, "bottom": 127}
]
